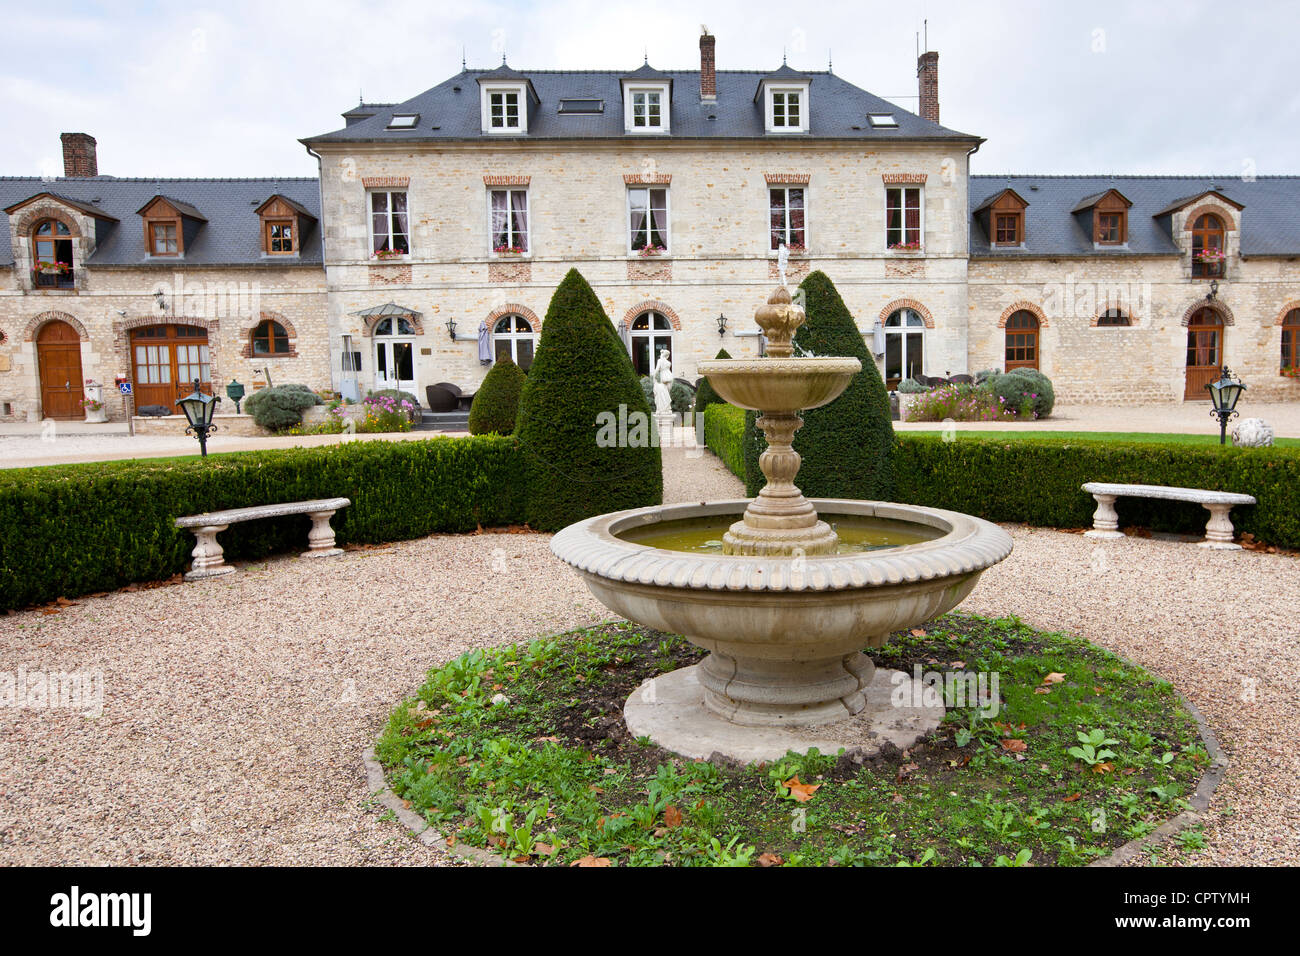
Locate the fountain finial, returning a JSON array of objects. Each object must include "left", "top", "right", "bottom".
[{"left": 753, "top": 285, "right": 805, "bottom": 358}]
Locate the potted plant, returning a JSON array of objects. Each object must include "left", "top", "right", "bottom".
[
  {"left": 493, "top": 243, "right": 526, "bottom": 256},
  {"left": 637, "top": 243, "right": 666, "bottom": 257},
  {"left": 888, "top": 240, "right": 923, "bottom": 252},
  {"left": 894, "top": 377, "right": 929, "bottom": 421},
  {"left": 372, "top": 248, "right": 405, "bottom": 260},
  {"left": 1281, "top": 366, "right": 1300, "bottom": 380},
  {"left": 37, "top": 260, "right": 71, "bottom": 275},
  {"left": 81, "top": 380, "right": 108, "bottom": 423}
]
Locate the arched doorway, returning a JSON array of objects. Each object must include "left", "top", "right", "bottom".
[
  {"left": 372, "top": 315, "right": 416, "bottom": 392},
  {"left": 884, "top": 308, "right": 925, "bottom": 388},
  {"left": 131, "top": 324, "right": 211, "bottom": 411},
  {"left": 1185, "top": 308, "right": 1224, "bottom": 399},
  {"left": 1004, "top": 310, "right": 1040, "bottom": 371},
  {"left": 37, "top": 320, "right": 84, "bottom": 419},
  {"left": 629, "top": 311, "right": 673, "bottom": 377}
]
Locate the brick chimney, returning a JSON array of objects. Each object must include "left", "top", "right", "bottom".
[
  {"left": 60, "top": 133, "right": 98, "bottom": 177},
  {"left": 699, "top": 30, "right": 717, "bottom": 100},
  {"left": 917, "top": 51, "right": 939, "bottom": 124}
]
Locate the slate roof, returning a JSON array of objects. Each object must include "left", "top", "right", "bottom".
[
  {"left": 303, "top": 67, "right": 980, "bottom": 144},
  {"left": 970, "top": 175, "right": 1300, "bottom": 257},
  {"left": 0, "top": 176, "right": 322, "bottom": 266}
]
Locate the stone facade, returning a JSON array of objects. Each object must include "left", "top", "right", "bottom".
[{"left": 315, "top": 141, "right": 974, "bottom": 397}]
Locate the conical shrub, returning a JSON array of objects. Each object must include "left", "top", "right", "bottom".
[
  {"left": 742, "top": 271, "right": 895, "bottom": 499},
  {"left": 516, "top": 269, "right": 662, "bottom": 530},
  {"left": 467, "top": 356, "right": 526, "bottom": 435},
  {"left": 693, "top": 347, "right": 731, "bottom": 420}
]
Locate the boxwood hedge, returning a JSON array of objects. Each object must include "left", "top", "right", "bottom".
[
  {"left": 703, "top": 406, "right": 1300, "bottom": 548},
  {"left": 0, "top": 436, "right": 524, "bottom": 612}
]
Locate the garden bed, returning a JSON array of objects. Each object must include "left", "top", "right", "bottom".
[{"left": 376, "top": 613, "right": 1209, "bottom": 867}]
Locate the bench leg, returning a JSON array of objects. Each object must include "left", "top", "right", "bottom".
[
  {"left": 301, "top": 510, "right": 344, "bottom": 559},
  {"left": 185, "top": 524, "right": 235, "bottom": 580},
  {"left": 1083, "top": 494, "right": 1124, "bottom": 539},
  {"left": 1199, "top": 503, "right": 1242, "bottom": 550}
]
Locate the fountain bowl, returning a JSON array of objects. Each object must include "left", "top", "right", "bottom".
[
  {"left": 550, "top": 498, "right": 1013, "bottom": 729},
  {"left": 696, "top": 357, "right": 861, "bottom": 412}
]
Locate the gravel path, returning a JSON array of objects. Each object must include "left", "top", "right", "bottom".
[{"left": 1, "top": 444, "right": 1295, "bottom": 865}]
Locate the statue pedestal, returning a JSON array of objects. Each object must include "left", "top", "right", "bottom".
[{"left": 655, "top": 411, "right": 674, "bottom": 441}]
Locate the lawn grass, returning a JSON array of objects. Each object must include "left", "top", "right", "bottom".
[
  {"left": 899, "top": 429, "right": 1300, "bottom": 447},
  {"left": 377, "top": 614, "right": 1207, "bottom": 867}
]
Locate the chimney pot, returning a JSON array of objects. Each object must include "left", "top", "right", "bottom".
[
  {"left": 699, "top": 31, "right": 717, "bottom": 100},
  {"left": 917, "top": 51, "right": 939, "bottom": 124},
  {"left": 60, "top": 132, "right": 98, "bottom": 177}
]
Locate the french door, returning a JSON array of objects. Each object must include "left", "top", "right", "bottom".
[
  {"left": 131, "top": 325, "right": 211, "bottom": 410},
  {"left": 1184, "top": 309, "right": 1223, "bottom": 400},
  {"left": 374, "top": 338, "right": 415, "bottom": 391}
]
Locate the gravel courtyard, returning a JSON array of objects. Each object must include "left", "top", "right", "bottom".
[{"left": 1, "top": 441, "right": 1296, "bottom": 866}]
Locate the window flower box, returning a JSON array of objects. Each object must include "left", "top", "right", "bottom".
[
  {"left": 888, "top": 241, "right": 923, "bottom": 252},
  {"left": 1281, "top": 366, "right": 1300, "bottom": 380},
  {"left": 1194, "top": 249, "right": 1227, "bottom": 263},
  {"left": 492, "top": 244, "right": 527, "bottom": 256},
  {"left": 637, "top": 244, "right": 667, "bottom": 257},
  {"left": 371, "top": 248, "right": 406, "bottom": 261}
]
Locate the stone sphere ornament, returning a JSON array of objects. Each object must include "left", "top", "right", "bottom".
[{"left": 1232, "top": 418, "right": 1274, "bottom": 448}]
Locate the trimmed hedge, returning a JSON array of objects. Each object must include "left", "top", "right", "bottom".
[
  {"left": 704, "top": 404, "right": 746, "bottom": 482},
  {"left": 0, "top": 436, "right": 524, "bottom": 612},
  {"left": 244, "top": 383, "right": 320, "bottom": 430},
  {"left": 515, "top": 269, "right": 662, "bottom": 531},
  {"left": 742, "top": 271, "right": 895, "bottom": 498},
  {"left": 991, "top": 369, "right": 1055, "bottom": 418},
  {"left": 703, "top": 407, "right": 1300, "bottom": 548},
  {"left": 468, "top": 357, "right": 526, "bottom": 435},
  {"left": 693, "top": 347, "right": 731, "bottom": 419}
]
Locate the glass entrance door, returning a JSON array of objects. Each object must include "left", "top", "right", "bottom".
[{"left": 375, "top": 339, "right": 415, "bottom": 391}]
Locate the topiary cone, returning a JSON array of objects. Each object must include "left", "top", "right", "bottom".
[
  {"left": 468, "top": 356, "right": 526, "bottom": 435},
  {"left": 515, "top": 269, "right": 662, "bottom": 530}
]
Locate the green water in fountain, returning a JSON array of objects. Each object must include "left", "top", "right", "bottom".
[{"left": 619, "top": 515, "right": 942, "bottom": 555}]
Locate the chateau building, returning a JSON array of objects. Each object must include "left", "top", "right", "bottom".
[{"left": 3, "top": 30, "right": 1297, "bottom": 423}]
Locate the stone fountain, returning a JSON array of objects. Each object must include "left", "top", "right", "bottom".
[{"left": 550, "top": 285, "right": 1012, "bottom": 762}]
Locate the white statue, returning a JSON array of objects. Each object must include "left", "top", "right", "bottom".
[
  {"left": 777, "top": 242, "right": 789, "bottom": 288},
  {"left": 1232, "top": 418, "right": 1274, "bottom": 447},
  {"left": 652, "top": 351, "right": 674, "bottom": 415}
]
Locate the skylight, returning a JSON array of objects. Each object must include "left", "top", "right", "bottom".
[
  {"left": 867, "top": 113, "right": 898, "bottom": 128},
  {"left": 386, "top": 113, "right": 420, "bottom": 129},
  {"left": 558, "top": 98, "right": 604, "bottom": 114}
]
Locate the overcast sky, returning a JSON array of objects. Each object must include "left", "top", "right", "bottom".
[{"left": 3, "top": 0, "right": 1297, "bottom": 180}]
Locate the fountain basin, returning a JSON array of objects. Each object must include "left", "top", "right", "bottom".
[
  {"left": 550, "top": 498, "right": 1013, "bottom": 728},
  {"left": 696, "top": 357, "right": 862, "bottom": 412}
]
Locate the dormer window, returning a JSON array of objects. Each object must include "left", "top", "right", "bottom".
[
  {"left": 137, "top": 195, "right": 205, "bottom": 259},
  {"left": 489, "top": 90, "right": 520, "bottom": 129},
  {"left": 255, "top": 195, "right": 315, "bottom": 257},
  {"left": 477, "top": 64, "right": 536, "bottom": 134},
  {"left": 994, "top": 212, "right": 1021, "bottom": 245},
  {"left": 623, "top": 83, "right": 670, "bottom": 133},
  {"left": 1192, "top": 213, "right": 1226, "bottom": 278},
  {"left": 32, "top": 219, "right": 74, "bottom": 288},
  {"left": 1072, "top": 188, "right": 1132, "bottom": 246},
  {"left": 765, "top": 86, "right": 809, "bottom": 132},
  {"left": 1096, "top": 212, "right": 1123, "bottom": 244}
]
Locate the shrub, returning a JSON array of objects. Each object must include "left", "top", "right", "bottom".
[
  {"left": 515, "top": 269, "right": 662, "bottom": 531},
  {"left": 992, "top": 369, "right": 1055, "bottom": 419},
  {"left": 693, "top": 348, "right": 731, "bottom": 419},
  {"left": 0, "top": 436, "right": 525, "bottom": 612},
  {"left": 907, "top": 382, "right": 1017, "bottom": 423},
  {"left": 742, "top": 271, "right": 894, "bottom": 499},
  {"left": 468, "top": 357, "right": 526, "bottom": 435},
  {"left": 244, "top": 383, "right": 320, "bottom": 430},
  {"left": 639, "top": 376, "right": 695, "bottom": 416},
  {"left": 895, "top": 436, "right": 1300, "bottom": 548},
  {"left": 896, "top": 378, "right": 929, "bottom": 394},
  {"left": 705, "top": 408, "right": 1300, "bottom": 549},
  {"left": 704, "top": 404, "right": 746, "bottom": 480},
  {"left": 368, "top": 388, "right": 421, "bottom": 421}
]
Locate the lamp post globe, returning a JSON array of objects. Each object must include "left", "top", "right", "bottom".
[
  {"left": 1205, "top": 366, "right": 1246, "bottom": 445},
  {"left": 177, "top": 379, "right": 220, "bottom": 456}
]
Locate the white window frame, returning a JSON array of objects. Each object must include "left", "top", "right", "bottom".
[
  {"left": 624, "top": 83, "right": 670, "bottom": 133},
  {"left": 481, "top": 83, "right": 527, "bottom": 134},
  {"left": 885, "top": 185, "right": 925, "bottom": 252},
  {"left": 626, "top": 186, "right": 670, "bottom": 255},
  {"left": 768, "top": 185, "right": 808, "bottom": 253},
  {"left": 368, "top": 190, "right": 410, "bottom": 256},
  {"left": 628, "top": 311, "right": 674, "bottom": 377},
  {"left": 765, "top": 84, "right": 809, "bottom": 133},
  {"left": 487, "top": 188, "right": 530, "bottom": 257},
  {"left": 492, "top": 314, "right": 537, "bottom": 370},
  {"left": 884, "top": 308, "right": 926, "bottom": 383}
]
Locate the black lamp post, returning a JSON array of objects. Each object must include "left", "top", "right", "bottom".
[
  {"left": 1205, "top": 366, "right": 1245, "bottom": 445},
  {"left": 716, "top": 313, "right": 728, "bottom": 336},
  {"left": 225, "top": 378, "right": 246, "bottom": 414},
  {"left": 177, "top": 379, "right": 219, "bottom": 456},
  {"left": 446, "top": 316, "right": 457, "bottom": 341}
]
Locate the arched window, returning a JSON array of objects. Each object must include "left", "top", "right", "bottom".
[
  {"left": 629, "top": 311, "right": 673, "bottom": 377},
  {"left": 492, "top": 314, "right": 535, "bottom": 370},
  {"left": 32, "top": 219, "right": 74, "bottom": 288},
  {"left": 1282, "top": 309, "right": 1300, "bottom": 372},
  {"left": 373, "top": 315, "right": 416, "bottom": 336},
  {"left": 884, "top": 308, "right": 924, "bottom": 387},
  {"left": 1192, "top": 214, "right": 1226, "bottom": 278},
  {"left": 1097, "top": 309, "right": 1131, "bottom": 327},
  {"left": 251, "top": 319, "right": 291, "bottom": 355},
  {"left": 1005, "top": 310, "right": 1039, "bottom": 370}
]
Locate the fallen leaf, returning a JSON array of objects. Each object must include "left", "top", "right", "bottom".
[
  {"left": 1063, "top": 793, "right": 1081, "bottom": 802},
  {"left": 512, "top": 855, "right": 530, "bottom": 864},
  {"left": 535, "top": 735, "right": 560, "bottom": 743},
  {"left": 1042, "top": 672, "right": 1066, "bottom": 685},
  {"left": 588, "top": 785, "right": 604, "bottom": 794},
  {"left": 1093, "top": 762, "right": 1114, "bottom": 774},
  {"left": 1001, "top": 739, "right": 1028, "bottom": 753},
  {"left": 896, "top": 763, "right": 920, "bottom": 782},
  {"left": 910, "top": 628, "right": 927, "bottom": 637},
  {"left": 783, "top": 775, "right": 821, "bottom": 802},
  {"left": 757, "top": 852, "right": 784, "bottom": 867},
  {"left": 533, "top": 842, "right": 556, "bottom": 857},
  {"left": 950, "top": 660, "right": 966, "bottom": 669},
  {"left": 571, "top": 856, "right": 612, "bottom": 868},
  {"left": 1034, "top": 687, "right": 1051, "bottom": 695},
  {"left": 663, "top": 805, "right": 684, "bottom": 828}
]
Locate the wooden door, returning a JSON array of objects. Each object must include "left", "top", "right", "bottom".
[
  {"left": 131, "top": 325, "right": 211, "bottom": 411},
  {"left": 1184, "top": 309, "right": 1223, "bottom": 400},
  {"left": 36, "top": 320, "right": 84, "bottom": 419}
]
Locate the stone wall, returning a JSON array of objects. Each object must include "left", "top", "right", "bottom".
[{"left": 316, "top": 141, "right": 973, "bottom": 395}]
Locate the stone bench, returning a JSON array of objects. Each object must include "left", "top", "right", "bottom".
[
  {"left": 175, "top": 497, "right": 351, "bottom": 579},
  {"left": 1081, "top": 483, "right": 1256, "bottom": 550}
]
